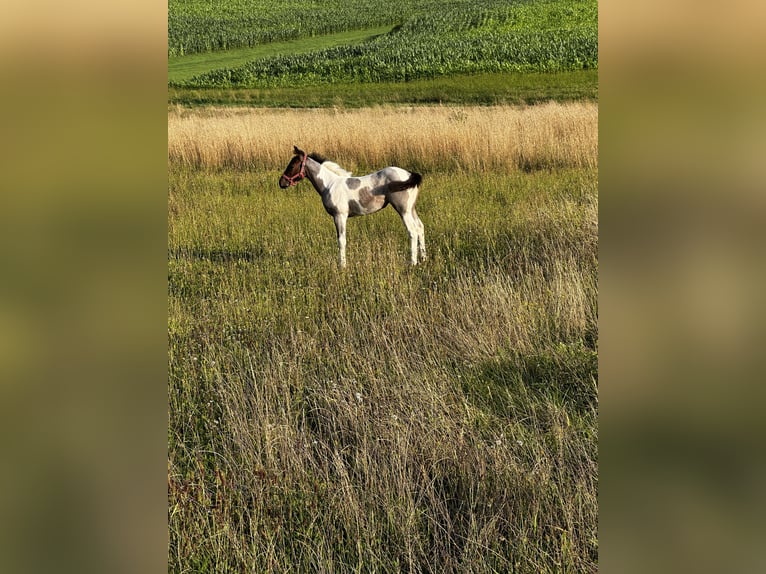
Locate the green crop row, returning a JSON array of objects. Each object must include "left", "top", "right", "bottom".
[
  {"left": 178, "top": 27, "right": 596, "bottom": 88},
  {"left": 169, "top": 0, "right": 423, "bottom": 57},
  {"left": 169, "top": 0, "right": 597, "bottom": 57}
]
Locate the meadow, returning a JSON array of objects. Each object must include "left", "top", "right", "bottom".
[{"left": 168, "top": 104, "right": 598, "bottom": 572}]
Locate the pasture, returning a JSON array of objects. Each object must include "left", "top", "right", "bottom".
[{"left": 168, "top": 104, "right": 598, "bottom": 572}]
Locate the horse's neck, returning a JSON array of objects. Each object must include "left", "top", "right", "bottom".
[{"left": 305, "top": 159, "right": 342, "bottom": 194}]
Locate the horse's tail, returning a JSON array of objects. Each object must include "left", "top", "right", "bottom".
[{"left": 387, "top": 172, "right": 422, "bottom": 193}]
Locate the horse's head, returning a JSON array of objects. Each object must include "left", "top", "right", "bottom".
[{"left": 279, "top": 146, "right": 307, "bottom": 188}]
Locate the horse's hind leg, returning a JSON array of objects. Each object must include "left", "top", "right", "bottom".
[
  {"left": 392, "top": 192, "right": 421, "bottom": 266},
  {"left": 412, "top": 208, "right": 426, "bottom": 262},
  {"left": 401, "top": 212, "right": 419, "bottom": 265}
]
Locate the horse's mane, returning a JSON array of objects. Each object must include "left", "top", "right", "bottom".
[
  {"left": 309, "top": 152, "right": 352, "bottom": 177},
  {"left": 324, "top": 161, "right": 353, "bottom": 177}
]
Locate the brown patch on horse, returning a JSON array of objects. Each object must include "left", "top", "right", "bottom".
[
  {"left": 358, "top": 186, "right": 375, "bottom": 208},
  {"left": 348, "top": 186, "right": 386, "bottom": 216}
]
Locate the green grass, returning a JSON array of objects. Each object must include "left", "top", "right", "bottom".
[
  {"left": 168, "top": 165, "right": 598, "bottom": 572},
  {"left": 169, "top": 26, "right": 393, "bottom": 83},
  {"left": 169, "top": 69, "right": 598, "bottom": 107}
]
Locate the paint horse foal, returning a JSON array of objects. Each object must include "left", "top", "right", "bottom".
[{"left": 279, "top": 146, "right": 425, "bottom": 268}]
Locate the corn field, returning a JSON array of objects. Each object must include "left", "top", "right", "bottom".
[{"left": 169, "top": 0, "right": 597, "bottom": 87}]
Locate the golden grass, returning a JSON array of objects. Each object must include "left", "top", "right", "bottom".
[{"left": 168, "top": 102, "right": 598, "bottom": 172}]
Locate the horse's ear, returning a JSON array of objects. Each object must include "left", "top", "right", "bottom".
[{"left": 293, "top": 145, "right": 304, "bottom": 157}]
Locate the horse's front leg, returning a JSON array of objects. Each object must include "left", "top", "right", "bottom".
[
  {"left": 333, "top": 213, "right": 348, "bottom": 268},
  {"left": 401, "top": 212, "right": 419, "bottom": 265}
]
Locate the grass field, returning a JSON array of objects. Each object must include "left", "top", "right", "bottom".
[
  {"left": 168, "top": 104, "right": 598, "bottom": 572},
  {"left": 169, "top": 69, "right": 598, "bottom": 108}
]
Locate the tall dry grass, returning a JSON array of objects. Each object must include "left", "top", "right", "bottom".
[{"left": 168, "top": 102, "right": 598, "bottom": 172}]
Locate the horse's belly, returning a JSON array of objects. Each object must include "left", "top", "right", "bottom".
[{"left": 349, "top": 195, "right": 386, "bottom": 216}]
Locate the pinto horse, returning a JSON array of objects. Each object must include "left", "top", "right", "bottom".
[{"left": 279, "top": 146, "right": 425, "bottom": 268}]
